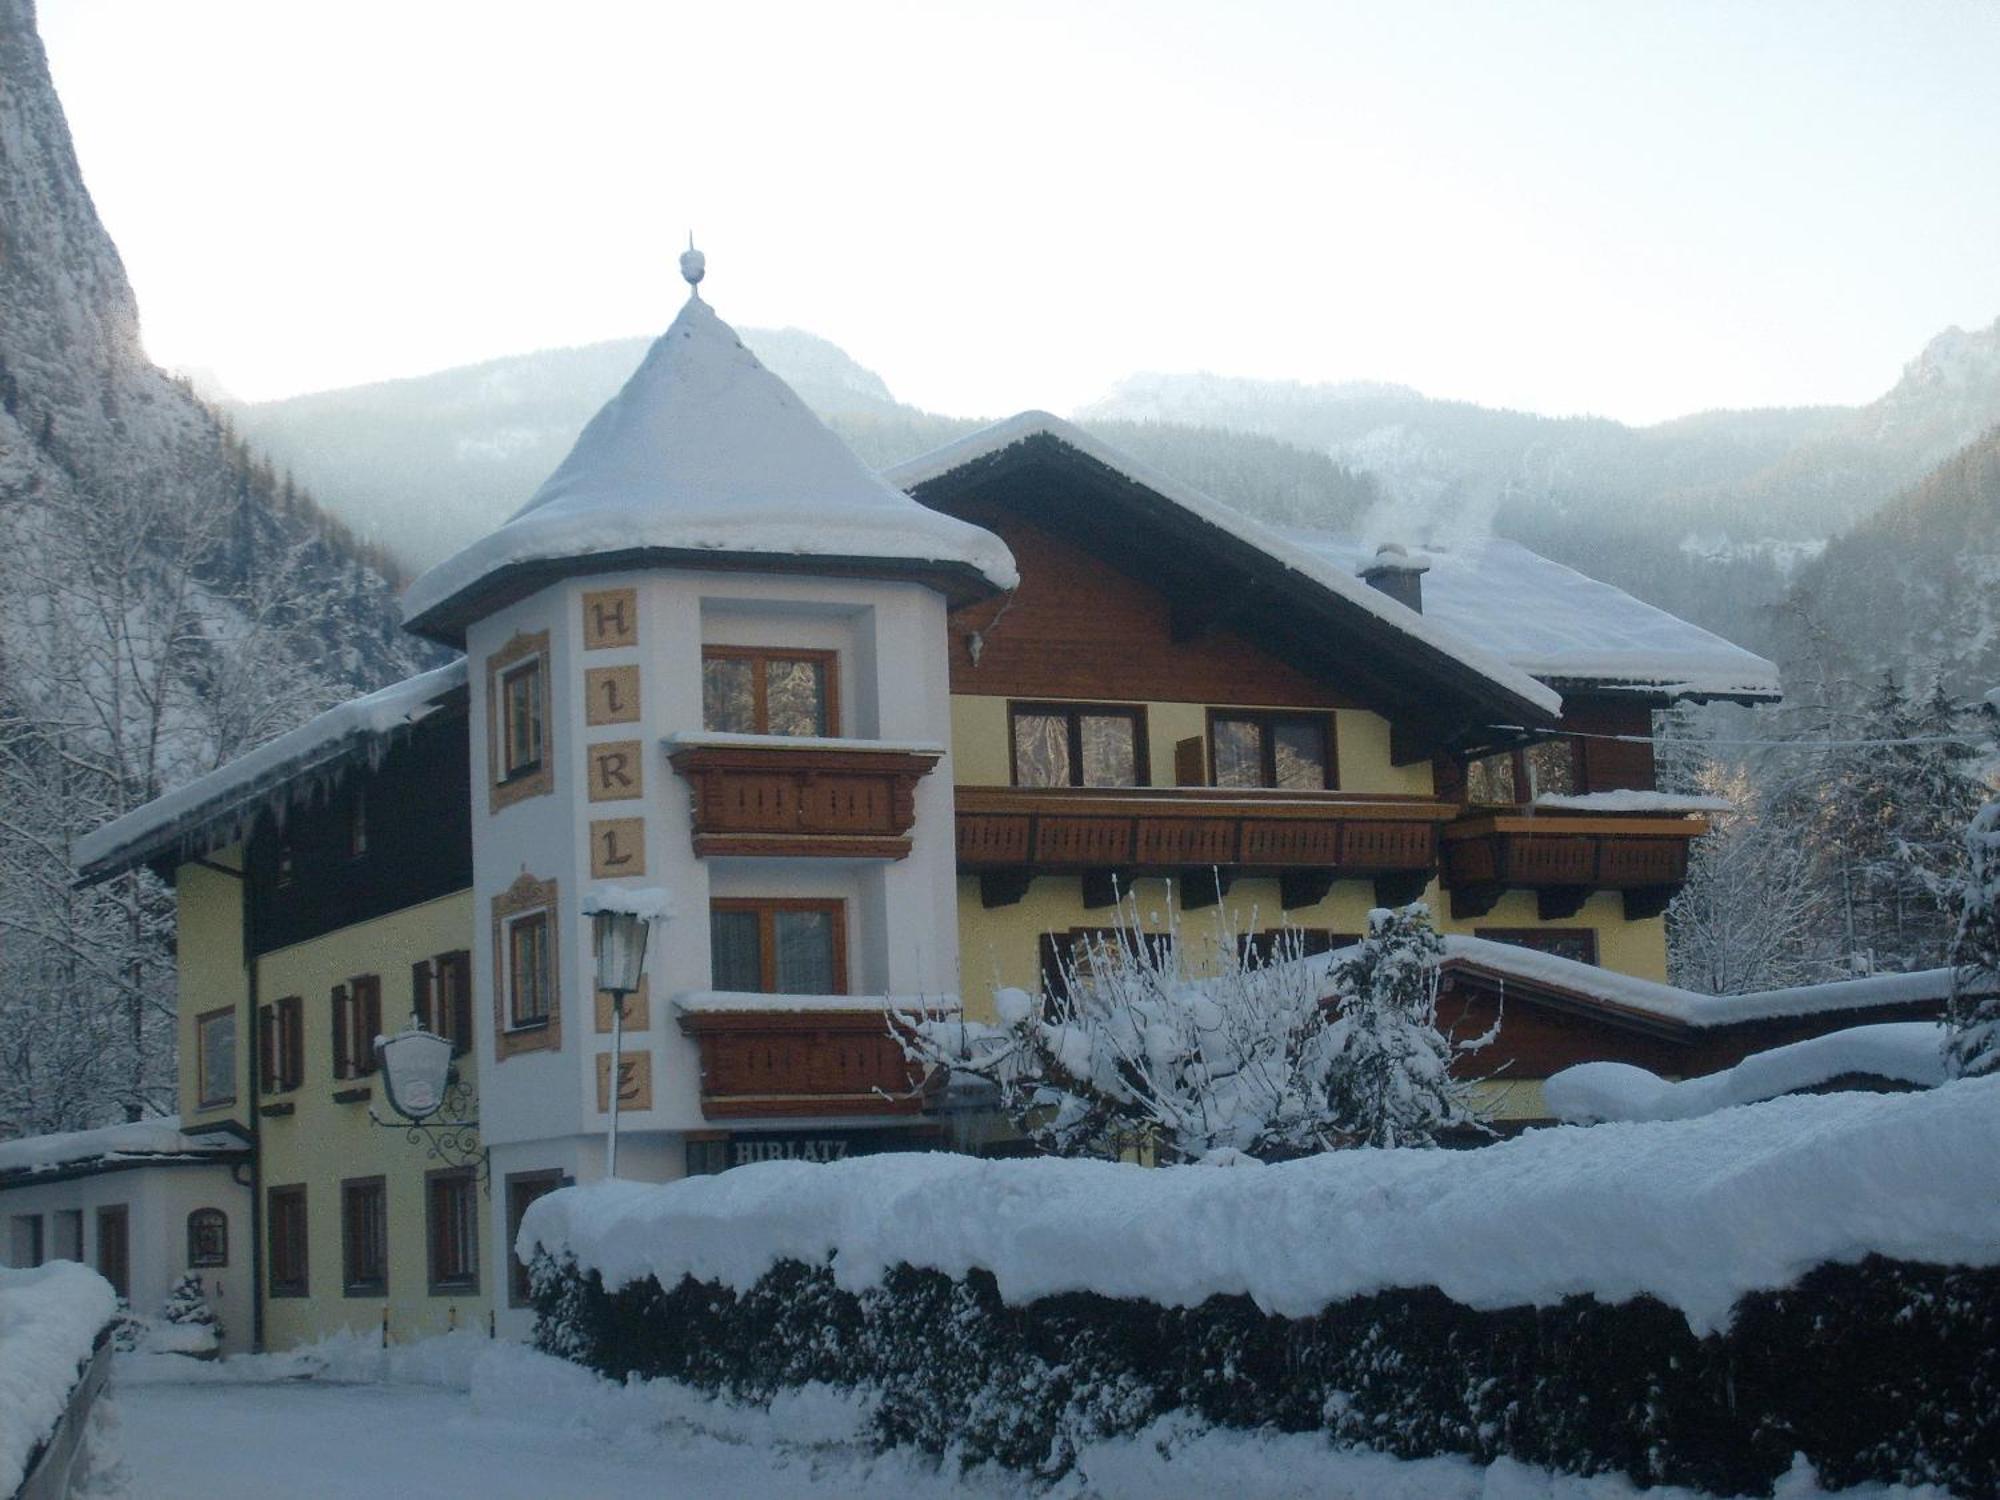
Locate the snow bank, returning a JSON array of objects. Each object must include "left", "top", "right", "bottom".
[
  {"left": 73, "top": 658, "right": 465, "bottom": 881},
  {"left": 1544, "top": 1024, "right": 1948, "bottom": 1125},
  {"left": 1532, "top": 791, "right": 1734, "bottom": 814},
  {"left": 0, "top": 1262, "right": 116, "bottom": 1493},
  {"left": 886, "top": 414, "right": 1562, "bottom": 717},
  {"left": 0, "top": 1115, "right": 239, "bottom": 1179},
  {"left": 522, "top": 1076, "right": 2000, "bottom": 1336},
  {"left": 404, "top": 295, "right": 1016, "bottom": 632}
]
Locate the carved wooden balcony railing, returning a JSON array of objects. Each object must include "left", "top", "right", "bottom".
[
  {"left": 954, "top": 785, "right": 1460, "bottom": 909},
  {"left": 667, "top": 736, "right": 944, "bottom": 859},
  {"left": 675, "top": 999, "right": 941, "bottom": 1119},
  {"left": 1440, "top": 810, "right": 1713, "bottom": 922}
]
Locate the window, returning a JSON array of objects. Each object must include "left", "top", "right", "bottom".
[
  {"left": 1475, "top": 927, "right": 1600, "bottom": 966},
  {"left": 416, "top": 951, "right": 474, "bottom": 1056},
  {"left": 1039, "top": 927, "right": 1178, "bottom": 1002},
  {"left": 196, "top": 1006, "right": 236, "bottom": 1108},
  {"left": 1237, "top": 929, "right": 1362, "bottom": 969},
  {"left": 508, "top": 912, "right": 553, "bottom": 1028},
  {"left": 1209, "top": 712, "right": 1334, "bottom": 790},
  {"left": 259, "top": 995, "right": 305, "bottom": 1094},
  {"left": 267, "top": 1186, "right": 307, "bottom": 1297},
  {"left": 701, "top": 646, "right": 837, "bottom": 737},
  {"left": 1463, "top": 740, "right": 1578, "bottom": 806},
  {"left": 9, "top": 1214, "right": 43, "bottom": 1269},
  {"left": 331, "top": 975, "right": 382, "bottom": 1081},
  {"left": 96, "top": 1204, "right": 129, "bottom": 1301},
  {"left": 341, "top": 1178, "right": 388, "bottom": 1296},
  {"left": 1009, "top": 703, "right": 1145, "bottom": 788},
  {"left": 53, "top": 1210, "right": 82, "bottom": 1263},
  {"left": 505, "top": 1171, "right": 566, "bottom": 1307},
  {"left": 426, "top": 1169, "right": 479, "bottom": 1295},
  {"left": 501, "top": 659, "right": 546, "bottom": 779},
  {"left": 709, "top": 899, "right": 845, "bottom": 994},
  {"left": 187, "top": 1208, "right": 228, "bottom": 1269}
]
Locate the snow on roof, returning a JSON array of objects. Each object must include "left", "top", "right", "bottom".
[
  {"left": 521, "top": 1076, "right": 2000, "bottom": 1336},
  {"left": 1544, "top": 1022, "right": 1948, "bottom": 1125},
  {"left": 884, "top": 413, "right": 1563, "bottom": 720},
  {"left": 0, "top": 1115, "right": 245, "bottom": 1182},
  {"left": 73, "top": 659, "right": 466, "bottom": 883},
  {"left": 403, "top": 294, "right": 1016, "bottom": 636},
  {"left": 1437, "top": 935, "right": 1953, "bottom": 1029},
  {"left": 1283, "top": 531, "right": 1782, "bottom": 700},
  {"left": 0, "top": 1262, "right": 118, "bottom": 1494}
]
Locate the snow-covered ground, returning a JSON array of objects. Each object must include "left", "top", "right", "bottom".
[{"left": 104, "top": 1337, "right": 1952, "bottom": 1500}]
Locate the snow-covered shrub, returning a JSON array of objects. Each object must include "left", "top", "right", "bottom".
[
  {"left": 150, "top": 1273, "right": 221, "bottom": 1356},
  {"left": 1325, "top": 903, "right": 1490, "bottom": 1148},
  {"left": 900, "top": 895, "right": 1351, "bottom": 1161},
  {"left": 1948, "top": 801, "right": 2000, "bottom": 1078}
]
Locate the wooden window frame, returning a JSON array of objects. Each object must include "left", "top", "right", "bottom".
[
  {"left": 195, "top": 1005, "right": 236, "bottom": 1109},
  {"left": 1039, "top": 925, "right": 1178, "bottom": 1002},
  {"left": 340, "top": 1176, "right": 389, "bottom": 1297},
  {"left": 1236, "top": 929, "right": 1362, "bottom": 969},
  {"left": 492, "top": 874, "right": 561, "bottom": 1061},
  {"left": 486, "top": 630, "right": 553, "bottom": 813},
  {"left": 267, "top": 1186, "right": 307, "bottom": 1299},
  {"left": 700, "top": 645, "right": 840, "bottom": 737},
  {"left": 1462, "top": 738, "right": 1581, "bottom": 807},
  {"left": 508, "top": 912, "right": 553, "bottom": 1028},
  {"left": 416, "top": 950, "right": 474, "bottom": 1056},
  {"left": 1007, "top": 701, "right": 1150, "bottom": 788},
  {"left": 708, "top": 897, "right": 848, "bottom": 995},
  {"left": 425, "top": 1167, "right": 480, "bottom": 1296},
  {"left": 504, "top": 1169, "right": 568, "bottom": 1308},
  {"left": 331, "top": 975, "right": 383, "bottom": 1083},
  {"left": 186, "top": 1208, "right": 229, "bottom": 1269},
  {"left": 1474, "top": 927, "right": 1601, "bottom": 966},
  {"left": 1205, "top": 709, "right": 1338, "bottom": 791}
]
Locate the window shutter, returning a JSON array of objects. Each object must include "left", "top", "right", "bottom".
[
  {"left": 1173, "top": 736, "right": 1206, "bottom": 787},
  {"left": 412, "top": 959, "right": 434, "bottom": 1034},
  {"left": 330, "top": 984, "right": 350, "bottom": 1080},
  {"left": 279, "top": 996, "right": 304, "bottom": 1091},
  {"left": 358, "top": 977, "right": 382, "bottom": 1075},
  {"left": 258, "top": 1004, "right": 276, "bottom": 1095},
  {"left": 442, "top": 951, "right": 472, "bottom": 1056}
]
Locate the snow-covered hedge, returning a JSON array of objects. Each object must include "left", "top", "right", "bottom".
[
  {"left": 524, "top": 1080, "right": 2000, "bottom": 1493},
  {"left": 0, "top": 1262, "right": 117, "bottom": 1494}
]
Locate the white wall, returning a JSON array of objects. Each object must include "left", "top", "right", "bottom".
[{"left": 0, "top": 1163, "right": 252, "bottom": 1355}]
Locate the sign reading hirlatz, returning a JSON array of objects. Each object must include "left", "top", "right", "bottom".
[{"left": 686, "top": 1128, "right": 937, "bottom": 1176}]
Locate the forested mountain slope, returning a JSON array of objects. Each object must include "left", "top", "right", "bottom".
[{"left": 0, "top": 0, "right": 429, "bottom": 1133}]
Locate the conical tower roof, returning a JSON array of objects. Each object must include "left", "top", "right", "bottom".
[{"left": 403, "top": 289, "right": 1015, "bottom": 644}]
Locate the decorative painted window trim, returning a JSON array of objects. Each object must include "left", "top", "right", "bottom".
[
  {"left": 492, "top": 872, "right": 561, "bottom": 1061},
  {"left": 487, "top": 629, "right": 554, "bottom": 813}
]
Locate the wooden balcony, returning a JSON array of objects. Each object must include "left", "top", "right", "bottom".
[
  {"left": 667, "top": 737, "right": 944, "bottom": 859},
  {"left": 675, "top": 1001, "right": 940, "bottom": 1120},
  {"left": 1441, "top": 810, "right": 1713, "bottom": 921},
  {"left": 954, "top": 785, "right": 1459, "bottom": 908}
]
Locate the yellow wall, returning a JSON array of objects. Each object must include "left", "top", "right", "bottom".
[
  {"left": 956, "top": 876, "right": 1668, "bottom": 1023},
  {"left": 250, "top": 891, "right": 485, "bottom": 1350},
  {"left": 176, "top": 855, "right": 250, "bottom": 1129},
  {"left": 950, "top": 694, "right": 1430, "bottom": 796}
]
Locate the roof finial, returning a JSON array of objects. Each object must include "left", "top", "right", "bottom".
[{"left": 679, "top": 233, "right": 705, "bottom": 299}]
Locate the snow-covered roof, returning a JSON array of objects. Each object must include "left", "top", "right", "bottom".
[
  {"left": 1544, "top": 1022, "right": 1948, "bottom": 1124},
  {"left": 0, "top": 1115, "right": 247, "bottom": 1184},
  {"left": 403, "top": 294, "right": 1016, "bottom": 642},
  {"left": 1436, "top": 936, "right": 1953, "bottom": 1030},
  {"left": 1283, "top": 532, "right": 1782, "bottom": 701},
  {"left": 885, "top": 413, "right": 1563, "bottom": 721},
  {"left": 72, "top": 659, "right": 465, "bottom": 884}
]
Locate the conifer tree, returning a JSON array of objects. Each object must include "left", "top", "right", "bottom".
[{"left": 1947, "top": 801, "right": 2000, "bottom": 1079}]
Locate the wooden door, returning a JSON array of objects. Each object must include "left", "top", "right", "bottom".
[{"left": 96, "top": 1205, "right": 129, "bottom": 1301}]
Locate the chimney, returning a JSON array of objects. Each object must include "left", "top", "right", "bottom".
[{"left": 1359, "top": 542, "right": 1430, "bottom": 613}]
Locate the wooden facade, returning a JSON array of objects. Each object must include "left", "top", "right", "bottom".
[
  {"left": 675, "top": 1009, "right": 936, "bottom": 1119},
  {"left": 1441, "top": 812, "right": 1707, "bottom": 921}
]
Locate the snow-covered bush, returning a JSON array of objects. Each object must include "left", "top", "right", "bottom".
[
  {"left": 151, "top": 1273, "right": 222, "bottom": 1356},
  {"left": 899, "top": 896, "right": 1348, "bottom": 1162},
  {"left": 1947, "top": 800, "right": 2000, "bottom": 1078},
  {"left": 1325, "top": 903, "right": 1490, "bottom": 1148}
]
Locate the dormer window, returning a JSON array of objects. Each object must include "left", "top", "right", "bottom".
[{"left": 702, "top": 647, "right": 835, "bottom": 737}]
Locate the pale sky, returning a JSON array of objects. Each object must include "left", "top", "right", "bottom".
[{"left": 36, "top": 0, "right": 2000, "bottom": 423}]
